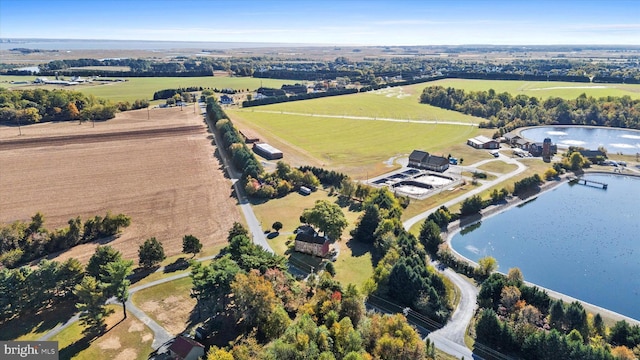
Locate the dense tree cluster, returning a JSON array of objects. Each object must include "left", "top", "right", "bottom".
[
  {"left": 152, "top": 86, "right": 203, "bottom": 100},
  {"left": 0, "top": 88, "right": 118, "bottom": 124},
  {"left": 242, "top": 88, "right": 358, "bottom": 107},
  {"left": 420, "top": 86, "right": 640, "bottom": 131},
  {"left": 245, "top": 161, "right": 320, "bottom": 199},
  {"left": 205, "top": 96, "right": 264, "bottom": 180},
  {"left": 299, "top": 166, "right": 349, "bottom": 188},
  {"left": 194, "top": 225, "right": 433, "bottom": 360},
  {"left": 0, "top": 258, "right": 84, "bottom": 321},
  {"left": 513, "top": 174, "right": 543, "bottom": 196},
  {"left": 474, "top": 271, "right": 640, "bottom": 360},
  {"left": 0, "top": 212, "right": 130, "bottom": 268},
  {"left": 349, "top": 188, "right": 453, "bottom": 325}
]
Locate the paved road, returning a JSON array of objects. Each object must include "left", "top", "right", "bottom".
[
  {"left": 402, "top": 153, "right": 526, "bottom": 359},
  {"left": 200, "top": 102, "right": 273, "bottom": 254},
  {"left": 404, "top": 152, "right": 527, "bottom": 230}
]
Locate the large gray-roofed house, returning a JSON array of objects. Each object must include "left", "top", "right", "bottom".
[{"left": 408, "top": 150, "right": 450, "bottom": 172}]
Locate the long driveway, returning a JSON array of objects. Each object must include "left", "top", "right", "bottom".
[
  {"left": 200, "top": 103, "right": 273, "bottom": 253},
  {"left": 403, "top": 153, "right": 526, "bottom": 359}
]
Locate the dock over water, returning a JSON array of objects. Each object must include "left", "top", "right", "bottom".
[{"left": 569, "top": 176, "right": 608, "bottom": 189}]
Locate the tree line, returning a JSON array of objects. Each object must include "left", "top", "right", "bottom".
[
  {"left": 474, "top": 270, "right": 640, "bottom": 360},
  {"left": 152, "top": 86, "right": 203, "bottom": 100},
  {"left": 0, "top": 212, "right": 131, "bottom": 268},
  {"left": 205, "top": 96, "right": 264, "bottom": 180},
  {"left": 420, "top": 86, "right": 640, "bottom": 131},
  {"left": 346, "top": 187, "right": 453, "bottom": 325},
  {"left": 0, "top": 88, "right": 121, "bottom": 124}
]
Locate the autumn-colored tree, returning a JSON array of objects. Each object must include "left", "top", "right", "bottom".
[
  {"left": 66, "top": 102, "right": 80, "bottom": 120},
  {"left": 500, "top": 285, "right": 522, "bottom": 313},
  {"left": 231, "top": 270, "right": 290, "bottom": 340}
]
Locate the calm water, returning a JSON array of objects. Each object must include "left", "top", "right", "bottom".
[
  {"left": 521, "top": 126, "right": 640, "bottom": 155},
  {"left": 451, "top": 174, "right": 640, "bottom": 320}
]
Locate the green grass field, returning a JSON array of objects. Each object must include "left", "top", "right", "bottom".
[
  {"left": 424, "top": 78, "right": 640, "bottom": 100},
  {"left": 239, "top": 87, "right": 486, "bottom": 123},
  {"left": 0, "top": 75, "right": 297, "bottom": 103},
  {"left": 229, "top": 110, "right": 483, "bottom": 177}
]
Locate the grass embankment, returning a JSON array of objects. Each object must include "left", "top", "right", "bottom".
[
  {"left": 50, "top": 305, "right": 153, "bottom": 360},
  {"left": 0, "top": 75, "right": 296, "bottom": 103},
  {"left": 427, "top": 78, "right": 640, "bottom": 100}
]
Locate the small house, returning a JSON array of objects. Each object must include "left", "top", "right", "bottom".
[
  {"left": 294, "top": 225, "right": 330, "bottom": 257},
  {"left": 168, "top": 336, "right": 205, "bottom": 360},
  {"left": 219, "top": 95, "right": 234, "bottom": 105}
]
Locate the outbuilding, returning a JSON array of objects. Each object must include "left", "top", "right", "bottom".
[
  {"left": 253, "top": 143, "right": 283, "bottom": 160},
  {"left": 467, "top": 135, "right": 499, "bottom": 149},
  {"left": 408, "top": 150, "right": 450, "bottom": 172}
]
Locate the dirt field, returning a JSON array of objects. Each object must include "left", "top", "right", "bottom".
[{"left": 0, "top": 106, "right": 241, "bottom": 263}]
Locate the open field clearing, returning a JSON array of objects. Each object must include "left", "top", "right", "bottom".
[
  {"left": 0, "top": 75, "right": 296, "bottom": 103},
  {"left": 242, "top": 86, "right": 485, "bottom": 123},
  {"left": 132, "top": 276, "right": 195, "bottom": 336},
  {"left": 476, "top": 160, "right": 519, "bottom": 174},
  {"left": 229, "top": 111, "right": 488, "bottom": 179},
  {"left": 51, "top": 305, "right": 153, "bottom": 360},
  {"left": 0, "top": 107, "right": 240, "bottom": 264},
  {"left": 426, "top": 78, "right": 640, "bottom": 99}
]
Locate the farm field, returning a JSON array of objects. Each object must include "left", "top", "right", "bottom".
[
  {"left": 241, "top": 86, "right": 485, "bottom": 123},
  {"left": 229, "top": 110, "right": 489, "bottom": 179},
  {"left": 0, "top": 107, "right": 241, "bottom": 264},
  {"left": 0, "top": 75, "right": 297, "bottom": 103},
  {"left": 425, "top": 78, "right": 640, "bottom": 100}
]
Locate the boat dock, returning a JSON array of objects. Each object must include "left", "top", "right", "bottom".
[{"left": 569, "top": 177, "right": 608, "bottom": 189}]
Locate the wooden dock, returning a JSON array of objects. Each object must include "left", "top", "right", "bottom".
[{"left": 569, "top": 177, "right": 608, "bottom": 189}]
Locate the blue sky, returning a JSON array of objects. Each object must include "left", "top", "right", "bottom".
[{"left": 1, "top": 0, "right": 639, "bottom": 45}]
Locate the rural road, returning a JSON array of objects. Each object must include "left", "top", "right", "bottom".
[
  {"left": 200, "top": 102, "right": 273, "bottom": 254},
  {"left": 402, "top": 153, "right": 526, "bottom": 359}
]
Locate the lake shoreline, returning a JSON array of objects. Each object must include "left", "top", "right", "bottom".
[{"left": 444, "top": 170, "right": 640, "bottom": 325}]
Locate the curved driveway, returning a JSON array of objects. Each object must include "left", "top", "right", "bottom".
[{"left": 403, "top": 152, "right": 526, "bottom": 359}]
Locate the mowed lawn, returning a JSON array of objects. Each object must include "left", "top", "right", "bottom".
[
  {"left": 426, "top": 78, "right": 640, "bottom": 100},
  {"left": 0, "top": 75, "right": 297, "bottom": 103},
  {"left": 229, "top": 110, "right": 482, "bottom": 178},
  {"left": 253, "top": 190, "right": 374, "bottom": 288},
  {"left": 51, "top": 305, "right": 153, "bottom": 360},
  {"left": 240, "top": 86, "right": 485, "bottom": 123}
]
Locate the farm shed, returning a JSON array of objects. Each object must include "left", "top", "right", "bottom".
[
  {"left": 467, "top": 135, "right": 499, "bottom": 149},
  {"left": 253, "top": 143, "right": 283, "bottom": 160},
  {"left": 294, "top": 225, "right": 330, "bottom": 257}
]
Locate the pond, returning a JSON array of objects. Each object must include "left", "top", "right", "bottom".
[
  {"left": 451, "top": 174, "right": 640, "bottom": 320},
  {"left": 520, "top": 126, "right": 640, "bottom": 155}
]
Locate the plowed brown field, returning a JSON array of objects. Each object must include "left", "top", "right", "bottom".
[{"left": 0, "top": 106, "right": 240, "bottom": 263}]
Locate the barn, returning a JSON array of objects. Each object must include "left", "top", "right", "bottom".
[
  {"left": 253, "top": 143, "right": 283, "bottom": 160},
  {"left": 467, "top": 135, "right": 500, "bottom": 149}
]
